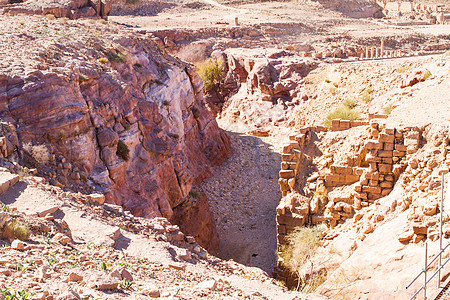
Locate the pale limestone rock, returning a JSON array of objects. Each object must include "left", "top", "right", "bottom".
[
  {"left": 195, "top": 279, "right": 217, "bottom": 290},
  {"left": 89, "top": 272, "right": 120, "bottom": 290},
  {"left": 52, "top": 233, "right": 71, "bottom": 245},
  {"left": 11, "top": 239, "right": 25, "bottom": 251}
]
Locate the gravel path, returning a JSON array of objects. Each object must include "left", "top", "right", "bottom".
[{"left": 199, "top": 131, "right": 283, "bottom": 274}]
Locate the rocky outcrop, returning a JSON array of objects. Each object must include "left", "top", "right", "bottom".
[
  {"left": 315, "top": 0, "right": 384, "bottom": 18},
  {"left": 0, "top": 16, "right": 230, "bottom": 252},
  {"left": 202, "top": 48, "right": 320, "bottom": 134},
  {"left": 2, "top": 0, "right": 113, "bottom": 19}
]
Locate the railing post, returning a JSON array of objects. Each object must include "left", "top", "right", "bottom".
[
  {"left": 424, "top": 241, "right": 428, "bottom": 300},
  {"left": 439, "top": 168, "right": 447, "bottom": 289},
  {"left": 439, "top": 171, "right": 444, "bottom": 288}
]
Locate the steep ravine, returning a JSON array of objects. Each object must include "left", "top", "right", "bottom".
[{"left": 0, "top": 15, "right": 230, "bottom": 253}]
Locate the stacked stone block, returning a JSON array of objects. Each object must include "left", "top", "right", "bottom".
[
  {"left": 353, "top": 121, "right": 415, "bottom": 207},
  {"left": 279, "top": 128, "right": 313, "bottom": 196},
  {"left": 324, "top": 165, "right": 363, "bottom": 187},
  {"left": 330, "top": 119, "right": 369, "bottom": 131}
]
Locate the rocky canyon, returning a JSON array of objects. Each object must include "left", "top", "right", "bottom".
[{"left": 0, "top": 0, "right": 450, "bottom": 299}]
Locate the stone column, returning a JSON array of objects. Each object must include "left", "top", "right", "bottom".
[
  {"left": 376, "top": 47, "right": 379, "bottom": 58},
  {"left": 371, "top": 47, "right": 375, "bottom": 59},
  {"left": 366, "top": 47, "right": 370, "bottom": 59},
  {"left": 381, "top": 39, "right": 385, "bottom": 58},
  {"left": 438, "top": 12, "right": 444, "bottom": 24},
  {"left": 360, "top": 52, "right": 364, "bottom": 60}
]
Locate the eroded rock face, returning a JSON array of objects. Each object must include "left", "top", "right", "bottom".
[
  {"left": 0, "top": 17, "right": 230, "bottom": 251},
  {"left": 2, "top": 0, "right": 112, "bottom": 20},
  {"left": 205, "top": 48, "right": 319, "bottom": 134}
]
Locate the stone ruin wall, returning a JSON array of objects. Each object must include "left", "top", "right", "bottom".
[{"left": 273, "top": 116, "right": 423, "bottom": 285}]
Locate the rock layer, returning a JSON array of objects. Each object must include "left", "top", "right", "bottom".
[{"left": 0, "top": 16, "right": 230, "bottom": 252}]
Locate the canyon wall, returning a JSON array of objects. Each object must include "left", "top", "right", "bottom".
[{"left": 0, "top": 16, "right": 230, "bottom": 252}]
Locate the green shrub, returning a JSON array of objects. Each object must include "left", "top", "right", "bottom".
[
  {"left": 5, "top": 220, "right": 30, "bottom": 241},
  {"left": 98, "top": 57, "right": 108, "bottom": 64},
  {"left": 116, "top": 140, "right": 130, "bottom": 161},
  {"left": 361, "top": 87, "right": 373, "bottom": 103},
  {"left": 382, "top": 104, "right": 393, "bottom": 115},
  {"left": 329, "top": 86, "right": 337, "bottom": 95},
  {"left": 1, "top": 288, "right": 35, "bottom": 300},
  {"left": 343, "top": 98, "right": 356, "bottom": 109},
  {"left": 396, "top": 64, "right": 411, "bottom": 73},
  {"left": 278, "top": 225, "right": 327, "bottom": 292},
  {"left": 324, "top": 106, "right": 361, "bottom": 128},
  {"left": 196, "top": 59, "right": 224, "bottom": 92},
  {"left": 423, "top": 70, "right": 432, "bottom": 80},
  {"left": 109, "top": 51, "right": 126, "bottom": 63}
]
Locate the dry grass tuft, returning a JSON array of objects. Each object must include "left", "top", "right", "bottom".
[
  {"left": 23, "top": 143, "right": 49, "bottom": 166},
  {"left": 196, "top": 59, "right": 224, "bottom": 92}
]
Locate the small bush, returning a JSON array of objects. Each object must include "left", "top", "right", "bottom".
[
  {"left": 329, "top": 86, "right": 337, "bottom": 95},
  {"left": 324, "top": 106, "right": 361, "bottom": 128},
  {"left": 116, "top": 140, "right": 130, "bottom": 161},
  {"left": 361, "top": 87, "right": 373, "bottom": 103},
  {"left": 278, "top": 225, "right": 327, "bottom": 292},
  {"left": 1, "top": 288, "right": 35, "bottom": 300},
  {"left": 383, "top": 104, "right": 393, "bottom": 115},
  {"left": 23, "top": 143, "right": 49, "bottom": 166},
  {"left": 343, "top": 98, "right": 356, "bottom": 109},
  {"left": 314, "top": 185, "right": 328, "bottom": 201},
  {"left": 423, "top": 70, "right": 432, "bottom": 80},
  {"left": 6, "top": 220, "right": 30, "bottom": 241},
  {"left": 189, "top": 190, "right": 201, "bottom": 199},
  {"left": 196, "top": 59, "right": 224, "bottom": 92},
  {"left": 1, "top": 203, "right": 11, "bottom": 212},
  {"left": 396, "top": 64, "right": 411, "bottom": 73},
  {"left": 109, "top": 51, "right": 126, "bottom": 63},
  {"left": 98, "top": 57, "right": 108, "bottom": 64}
]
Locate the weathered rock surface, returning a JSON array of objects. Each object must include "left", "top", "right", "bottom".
[
  {"left": 0, "top": 16, "right": 230, "bottom": 251},
  {"left": 2, "top": 0, "right": 113, "bottom": 19}
]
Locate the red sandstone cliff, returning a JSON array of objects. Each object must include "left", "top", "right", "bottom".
[{"left": 0, "top": 16, "right": 230, "bottom": 252}]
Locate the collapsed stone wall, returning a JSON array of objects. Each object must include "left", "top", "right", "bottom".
[{"left": 273, "top": 117, "right": 425, "bottom": 285}]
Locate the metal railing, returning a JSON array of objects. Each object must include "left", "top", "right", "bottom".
[{"left": 406, "top": 171, "right": 448, "bottom": 300}]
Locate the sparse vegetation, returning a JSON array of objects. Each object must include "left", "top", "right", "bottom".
[
  {"left": 329, "top": 86, "right": 337, "bottom": 95},
  {"left": 189, "top": 190, "right": 201, "bottom": 199},
  {"left": 343, "top": 98, "right": 356, "bottom": 109},
  {"left": 120, "top": 278, "right": 135, "bottom": 290},
  {"left": 196, "top": 58, "right": 224, "bottom": 92},
  {"left": 5, "top": 220, "right": 30, "bottom": 241},
  {"left": 361, "top": 87, "right": 373, "bottom": 103},
  {"left": 423, "top": 70, "right": 432, "bottom": 80},
  {"left": 116, "top": 140, "right": 130, "bottom": 161},
  {"left": 382, "top": 104, "right": 393, "bottom": 115},
  {"left": 314, "top": 184, "right": 328, "bottom": 202},
  {"left": 1, "top": 203, "right": 11, "bottom": 212},
  {"left": 1, "top": 288, "right": 35, "bottom": 300},
  {"left": 324, "top": 106, "right": 361, "bottom": 128},
  {"left": 108, "top": 50, "right": 127, "bottom": 63},
  {"left": 396, "top": 64, "right": 411, "bottom": 73},
  {"left": 98, "top": 57, "right": 108, "bottom": 64},
  {"left": 23, "top": 143, "right": 49, "bottom": 166},
  {"left": 278, "top": 225, "right": 327, "bottom": 292}
]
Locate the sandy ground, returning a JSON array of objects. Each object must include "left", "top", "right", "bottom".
[{"left": 199, "top": 131, "right": 283, "bottom": 274}]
